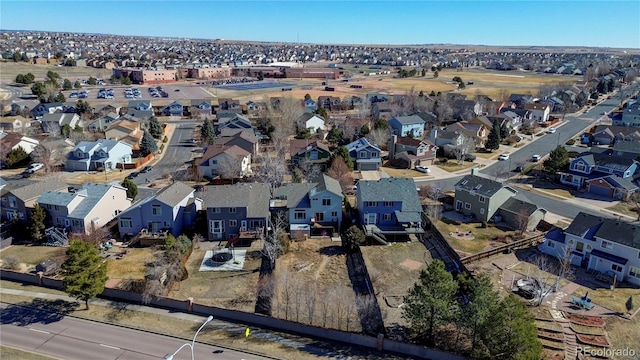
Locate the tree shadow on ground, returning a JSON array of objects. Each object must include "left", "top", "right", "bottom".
[
  {"left": 0, "top": 298, "right": 78, "bottom": 326},
  {"left": 318, "top": 245, "right": 345, "bottom": 257}
]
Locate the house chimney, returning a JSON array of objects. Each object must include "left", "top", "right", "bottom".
[
  {"left": 388, "top": 135, "right": 397, "bottom": 159},
  {"left": 470, "top": 166, "right": 479, "bottom": 176}
]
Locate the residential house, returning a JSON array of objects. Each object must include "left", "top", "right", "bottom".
[
  {"left": 539, "top": 212, "right": 640, "bottom": 286},
  {"left": 495, "top": 198, "right": 547, "bottom": 232},
  {"left": 161, "top": 101, "right": 184, "bottom": 117},
  {"left": 214, "top": 114, "right": 254, "bottom": 136},
  {"left": 104, "top": 120, "right": 144, "bottom": 151},
  {"left": 613, "top": 141, "right": 640, "bottom": 156},
  {"left": 217, "top": 98, "right": 242, "bottom": 115},
  {"left": 454, "top": 171, "right": 518, "bottom": 223},
  {"left": 190, "top": 99, "right": 212, "bottom": 118},
  {"left": 37, "top": 182, "right": 131, "bottom": 235},
  {"left": 366, "top": 93, "right": 390, "bottom": 104},
  {"left": 452, "top": 100, "right": 482, "bottom": 121},
  {"left": 0, "top": 177, "right": 68, "bottom": 222},
  {"left": 525, "top": 102, "right": 551, "bottom": 123},
  {"left": 9, "top": 99, "right": 38, "bottom": 117},
  {"left": 372, "top": 102, "right": 393, "bottom": 120},
  {"left": 303, "top": 98, "right": 318, "bottom": 113},
  {"left": 127, "top": 100, "right": 154, "bottom": 119},
  {"left": 66, "top": 139, "right": 133, "bottom": 171},
  {"left": 0, "top": 116, "right": 29, "bottom": 132},
  {"left": 509, "top": 94, "right": 534, "bottom": 109},
  {"left": 345, "top": 137, "right": 382, "bottom": 171},
  {"left": 30, "top": 102, "right": 64, "bottom": 119},
  {"left": 429, "top": 127, "right": 467, "bottom": 148},
  {"left": 615, "top": 107, "right": 640, "bottom": 127},
  {"left": 317, "top": 96, "right": 342, "bottom": 111},
  {"left": 591, "top": 125, "right": 640, "bottom": 145},
  {"left": 388, "top": 115, "right": 426, "bottom": 138},
  {"left": 245, "top": 100, "right": 264, "bottom": 114},
  {"left": 272, "top": 174, "right": 344, "bottom": 235},
  {"left": 86, "top": 112, "right": 120, "bottom": 132},
  {"left": 559, "top": 150, "right": 639, "bottom": 199},
  {"left": 116, "top": 181, "right": 202, "bottom": 238},
  {"left": 356, "top": 177, "right": 424, "bottom": 241},
  {"left": 213, "top": 131, "right": 259, "bottom": 157},
  {"left": 297, "top": 113, "right": 326, "bottom": 134},
  {"left": 447, "top": 121, "right": 488, "bottom": 147},
  {"left": 201, "top": 183, "right": 271, "bottom": 242},
  {"left": 94, "top": 104, "right": 121, "bottom": 117},
  {"left": 197, "top": 144, "right": 251, "bottom": 178},
  {"left": 40, "top": 113, "right": 81, "bottom": 133},
  {"left": 289, "top": 139, "right": 332, "bottom": 171},
  {"left": 387, "top": 135, "right": 437, "bottom": 168},
  {"left": 0, "top": 132, "right": 39, "bottom": 154}
]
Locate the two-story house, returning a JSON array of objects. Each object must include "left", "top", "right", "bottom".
[
  {"left": 197, "top": 144, "right": 251, "bottom": 179},
  {"left": 66, "top": 139, "right": 133, "bottom": 171},
  {"left": 217, "top": 98, "right": 242, "bottom": 115},
  {"left": 0, "top": 116, "right": 30, "bottom": 132},
  {"left": 161, "top": 101, "right": 184, "bottom": 117},
  {"left": 30, "top": 102, "right": 64, "bottom": 119},
  {"left": 539, "top": 212, "right": 640, "bottom": 286},
  {"left": 201, "top": 183, "right": 271, "bottom": 242},
  {"left": 116, "top": 181, "right": 202, "bottom": 238},
  {"left": 290, "top": 139, "right": 332, "bottom": 171},
  {"left": 590, "top": 125, "right": 640, "bottom": 145},
  {"left": 387, "top": 135, "right": 437, "bottom": 168},
  {"left": 317, "top": 96, "right": 342, "bottom": 111},
  {"left": 297, "top": 113, "right": 326, "bottom": 134},
  {"left": 448, "top": 121, "right": 488, "bottom": 148},
  {"left": 87, "top": 112, "right": 120, "bottom": 132},
  {"left": 38, "top": 182, "right": 131, "bottom": 235},
  {"left": 214, "top": 114, "right": 255, "bottom": 136},
  {"left": 1, "top": 177, "right": 68, "bottom": 222},
  {"left": 356, "top": 177, "right": 424, "bottom": 242},
  {"left": 615, "top": 107, "right": 640, "bottom": 127},
  {"left": 559, "top": 150, "right": 639, "bottom": 199},
  {"left": 127, "top": 100, "right": 154, "bottom": 119},
  {"left": 345, "top": 137, "right": 382, "bottom": 171},
  {"left": 271, "top": 174, "right": 343, "bottom": 236},
  {"left": 40, "top": 113, "right": 81, "bottom": 133},
  {"left": 0, "top": 132, "right": 39, "bottom": 155},
  {"left": 525, "top": 102, "right": 551, "bottom": 123},
  {"left": 388, "top": 115, "right": 426, "bottom": 138},
  {"left": 213, "top": 131, "right": 259, "bottom": 157},
  {"left": 190, "top": 99, "right": 212, "bottom": 118},
  {"left": 303, "top": 98, "right": 318, "bottom": 113}
]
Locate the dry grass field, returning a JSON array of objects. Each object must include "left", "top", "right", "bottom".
[
  {"left": 0, "top": 61, "right": 111, "bottom": 82},
  {"left": 0, "top": 245, "right": 66, "bottom": 271},
  {"left": 106, "top": 247, "right": 160, "bottom": 280}
]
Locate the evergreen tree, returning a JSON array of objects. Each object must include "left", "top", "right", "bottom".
[
  {"left": 61, "top": 239, "right": 108, "bottom": 309},
  {"left": 457, "top": 273, "right": 499, "bottom": 357},
  {"left": 315, "top": 107, "right": 328, "bottom": 120},
  {"left": 5, "top": 146, "right": 29, "bottom": 167},
  {"left": 359, "top": 124, "right": 370, "bottom": 137},
  {"left": 73, "top": 80, "right": 82, "bottom": 89},
  {"left": 486, "top": 119, "right": 501, "bottom": 151},
  {"left": 483, "top": 294, "right": 542, "bottom": 360},
  {"left": 139, "top": 131, "right": 158, "bottom": 156},
  {"left": 326, "top": 126, "right": 345, "bottom": 145},
  {"left": 543, "top": 146, "right": 570, "bottom": 173},
  {"left": 62, "top": 79, "right": 72, "bottom": 90},
  {"left": 343, "top": 225, "right": 365, "bottom": 252},
  {"left": 29, "top": 204, "right": 47, "bottom": 243},
  {"left": 374, "top": 118, "right": 389, "bottom": 130},
  {"left": 121, "top": 178, "right": 138, "bottom": 200},
  {"left": 331, "top": 146, "right": 354, "bottom": 171},
  {"left": 54, "top": 92, "right": 66, "bottom": 103},
  {"left": 626, "top": 296, "right": 634, "bottom": 313},
  {"left": 201, "top": 118, "right": 215, "bottom": 145},
  {"left": 62, "top": 123, "right": 72, "bottom": 138},
  {"left": 148, "top": 116, "right": 163, "bottom": 139},
  {"left": 402, "top": 260, "right": 457, "bottom": 345},
  {"left": 500, "top": 121, "right": 510, "bottom": 139}
]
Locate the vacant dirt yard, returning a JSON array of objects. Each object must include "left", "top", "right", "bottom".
[{"left": 360, "top": 241, "right": 430, "bottom": 336}]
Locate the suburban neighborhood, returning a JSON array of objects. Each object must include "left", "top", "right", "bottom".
[{"left": 1, "top": 28, "right": 640, "bottom": 360}]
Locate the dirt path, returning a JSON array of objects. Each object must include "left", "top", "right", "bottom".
[{"left": 313, "top": 256, "right": 329, "bottom": 280}]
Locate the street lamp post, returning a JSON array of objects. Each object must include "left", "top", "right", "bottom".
[{"left": 165, "top": 315, "right": 214, "bottom": 360}]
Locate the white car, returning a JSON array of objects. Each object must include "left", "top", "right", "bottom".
[
  {"left": 546, "top": 127, "right": 557, "bottom": 134},
  {"left": 531, "top": 154, "right": 541, "bottom": 162},
  {"left": 25, "top": 163, "right": 44, "bottom": 173},
  {"left": 498, "top": 154, "right": 510, "bottom": 161},
  {"left": 415, "top": 165, "right": 431, "bottom": 174}
]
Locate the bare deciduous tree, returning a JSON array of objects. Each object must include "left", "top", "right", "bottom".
[
  {"left": 296, "top": 156, "right": 322, "bottom": 183},
  {"left": 216, "top": 154, "right": 243, "bottom": 182},
  {"left": 327, "top": 157, "right": 354, "bottom": 192},
  {"left": 366, "top": 128, "right": 391, "bottom": 149},
  {"left": 254, "top": 152, "right": 288, "bottom": 197},
  {"left": 452, "top": 135, "right": 476, "bottom": 165},
  {"left": 30, "top": 141, "right": 69, "bottom": 174},
  {"left": 192, "top": 233, "right": 204, "bottom": 250},
  {"left": 515, "top": 207, "right": 530, "bottom": 236},
  {"left": 304, "top": 280, "right": 318, "bottom": 325}
]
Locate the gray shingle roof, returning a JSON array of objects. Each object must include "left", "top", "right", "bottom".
[
  {"left": 38, "top": 190, "right": 83, "bottom": 207},
  {"left": 316, "top": 174, "right": 343, "bottom": 197},
  {"left": 595, "top": 219, "right": 640, "bottom": 250},
  {"left": 201, "top": 183, "right": 271, "bottom": 218},
  {"left": 9, "top": 177, "right": 68, "bottom": 201},
  {"left": 498, "top": 198, "right": 541, "bottom": 217},
  {"left": 565, "top": 212, "right": 604, "bottom": 237},
  {"left": 391, "top": 115, "right": 425, "bottom": 125},
  {"left": 273, "top": 183, "right": 316, "bottom": 208},
  {"left": 455, "top": 175, "right": 507, "bottom": 197},
  {"left": 155, "top": 181, "right": 195, "bottom": 207},
  {"left": 359, "top": 177, "right": 421, "bottom": 213}
]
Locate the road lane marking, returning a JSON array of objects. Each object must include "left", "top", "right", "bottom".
[
  {"left": 100, "top": 344, "right": 121, "bottom": 350},
  {"left": 29, "top": 328, "right": 50, "bottom": 334}
]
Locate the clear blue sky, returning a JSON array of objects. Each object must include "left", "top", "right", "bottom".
[{"left": 1, "top": 1, "right": 638, "bottom": 48}]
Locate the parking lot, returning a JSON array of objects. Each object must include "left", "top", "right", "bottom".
[{"left": 60, "top": 82, "right": 215, "bottom": 104}]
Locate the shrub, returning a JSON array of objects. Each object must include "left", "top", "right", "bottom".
[
  {"left": 566, "top": 139, "right": 576, "bottom": 146},
  {"left": 2, "top": 255, "right": 20, "bottom": 270},
  {"left": 440, "top": 158, "right": 448, "bottom": 164},
  {"left": 163, "top": 136, "right": 168, "bottom": 143},
  {"left": 481, "top": 221, "right": 488, "bottom": 228},
  {"left": 159, "top": 144, "right": 165, "bottom": 152}
]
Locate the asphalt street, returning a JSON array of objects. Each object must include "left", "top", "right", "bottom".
[{"left": 0, "top": 302, "right": 268, "bottom": 360}]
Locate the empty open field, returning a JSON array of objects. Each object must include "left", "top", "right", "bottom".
[
  {"left": 0, "top": 61, "right": 111, "bottom": 83},
  {"left": 0, "top": 245, "right": 66, "bottom": 271}
]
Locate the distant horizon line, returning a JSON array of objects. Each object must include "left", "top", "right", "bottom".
[{"left": 2, "top": 29, "right": 639, "bottom": 51}]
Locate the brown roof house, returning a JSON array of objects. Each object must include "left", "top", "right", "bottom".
[{"left": 388, "top": 135, "right": 438, "bottom": 168}]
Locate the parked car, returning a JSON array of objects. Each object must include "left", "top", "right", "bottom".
[
  {"left": 24, "top": 163, "right": 44, "bottom": 173},
  {"left": 126, "top": 171, "right": 139, "bottom": 179},
  {"left": 140, "top": 166, "right": 153, "bottom": 173},
  {"left": 498, "top": 154, "right": 510, "bottom": 161},
  {"left": 513, "top": 165, "right": 524, "bottom": 172},
  {"left": 531, "top": 154, "right": 541, "bottom": 162},
  {"left": 415, "top": 165, "right": 431, "bottom": 174},
  {"left": 463, "top": 154, "right": 476, "bottom": 162},
  {"left": 546, "top": 127, "right": 557, "bottom": 134}
]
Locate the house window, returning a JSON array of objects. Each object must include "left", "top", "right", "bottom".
[
  {"left": 573, "top": 163, "right": 586, "bottom": 172},
  {"left": 72, "top": 219, "right": 82, "bottom": 227},
  {"left": 480, "top": 208, "right": 485, "bottom": 215},
  {"left": 229, "top": 220, "right": 237, "bottom": 227},
  {"left": 382, "top": 213, "right": 392, "bottom": 221},
  {"left": 315, "top": 213, "right": 324, "bottom": 222},
  {"left": 464, "top": 203, "right": 471, "bottom": 210},
  {"left": 629, "top": 266, "right": 640, "bottom": 279},
  {"left": 8, "top": 197, "right": 16, "bottom": 208},
  {"left": 212, "top": 207, "right": 220, "bottom": 213},
  {"left": 383, "top": 201, "right": 393, "bottom": 207},
  {"left": 547, "top": 240, "right": 555, "bottom": 248},
  {"left": 359, "top": 151, "right": 367, "bottom": 158},
  {"left": 601, "top": 241, "right": 613, "bottom": 250},
  {"left": 294, "top": 210, "right": 306, "bottom": 220},
  {"left": 152, "top": 205, "right": 162, "bottom": 216},
  {"left": 322, "top": 198, "right": 331, "bottom": 206},
  {"left": 249, "top": 220, "right": 262, "bottom": 228},
  {"left": 164, "top": 221, "right": 171, "bottom": 227},
  {"left": 611, "top": 264, "right": 623, "bottom": 273},
  {"left": 478, "top": 196, "right": 486, "bottom": 203},
  {"left": 365, "top": 201, "right": 377, "bottom": 207},
  {"left": 54, "top": 205, "right": 59, "bottom": 211},
  {"left": 211, "top": 159, "right": 218, "bottom": 165},
  {"left": 229, "top": 208, "right": 236, "bottom": 213},
  {"left": 331, "top": 211, "right": 338, "bottom": 217},
  {"left": 120, "top": 218, "right": 132, "bottom": 228},
  {"left": 371, "top": 152, "right": 378, "bottom": 158},
  {"left": 210, "top": 220, "right": 224, "bottom": 233}
]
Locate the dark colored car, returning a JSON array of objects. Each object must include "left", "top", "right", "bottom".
[
  {"left": 140, "top": 166, "right": 153, "bottom": 173},
  {"left": 513, "top": 165, "right": 524, "bottom": 172},
  {"left": 463, "top": 154, "right": 476, "bottom": 162},
  {"left": 126, "top": 171, "right": 139, "bottom": 179}
]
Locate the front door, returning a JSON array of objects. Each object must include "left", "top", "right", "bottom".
[
  {"left": 456, "top": 200, "right": 463, "bottom": 211},
  {"left": 240, "top": 220, "right": 247, "bottom": 231},
  {"left": 366, "top": 213, "right": 377, "bottom": 225},
  {"left": 150, "top": 222, "right": 159, "bottom": 233},
  {"left": 576, "top": 241, "right": 584, "bottom": 253}
]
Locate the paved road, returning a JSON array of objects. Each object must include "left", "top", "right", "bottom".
[{"left": 0, "top": 302, "right": 267, "bottom": 360}]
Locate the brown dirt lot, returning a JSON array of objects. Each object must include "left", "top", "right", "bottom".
[{"left": 360, "top": 241, "right": 430, "bottom": 333}]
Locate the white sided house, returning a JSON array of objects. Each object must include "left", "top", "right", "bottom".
[{"left": 539, "top": 212, "right": 640, "bottom": 286}]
